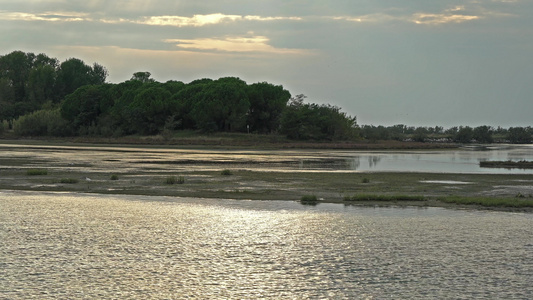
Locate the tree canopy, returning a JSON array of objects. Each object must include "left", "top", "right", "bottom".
[{"left": 4, "top": 50, "right": 531, "bottom": 144}]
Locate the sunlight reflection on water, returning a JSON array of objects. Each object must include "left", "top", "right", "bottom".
[
  {"left": 1, "top": 191, "right": 532, "bottom": 299},
  {"left": 1, "top": 143, "right": 532, "bottom": 174}
]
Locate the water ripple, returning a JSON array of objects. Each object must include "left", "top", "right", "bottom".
[{"left": 1, "top": 191, "right": 532, "bottom": 299}]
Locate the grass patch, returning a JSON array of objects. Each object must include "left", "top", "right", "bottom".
[
  {"left": 221, "top": 169, "right": 233, "bottom": 176},
  {"left": 165, "top": 175, "right": 185, "bottom": 185},
  {"left": 26, "top": 169, "right": 48, "bottom": 176},
  {"left": 60, "top": 178, "right": 79, "bottom": 184},
  {"left": 300, "top": 194, "right": 318, "bottom": 205},
  {"left": 110, "top": 174, "right": 119, "bottom": 180},
  {"left": 438, "top": 196, "right": 533, "bottom": 208},
  {"left": 344, "top": 194, "right": 426, "bottom": 202},
  {"left": 362, "top": 178, "right": 370, "bottom": 183}
]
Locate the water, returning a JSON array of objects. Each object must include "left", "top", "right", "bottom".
[
  {"left": 1, "top": 143, "right": 532, "bottom": 174},
  {"left": 2, "top": 191, "right": 532, "bottom": 299}
]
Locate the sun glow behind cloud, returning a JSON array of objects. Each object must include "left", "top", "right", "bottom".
[{"left": 164, "top": 35, "right": 310, "bottom": 54}]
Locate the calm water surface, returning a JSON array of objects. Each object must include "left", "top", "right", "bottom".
[{"left": 1, "top": 191, "right": 532, "bottom": 299}]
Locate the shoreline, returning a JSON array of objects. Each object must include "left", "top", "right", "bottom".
[
  {"left": 0, "top": 135, "right": 459, "bottom": 150},
  {"left": 2, "top": 188, "right": 532, "bottom": 213},
  {"left": 1, "top": 139, "right": 532, "bottom": 213}
]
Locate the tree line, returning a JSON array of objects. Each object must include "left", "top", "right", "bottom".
[
  {"left": 0, "top": 50, "right": 530, "bottom": 143},
  {"left": 360, "top": 124, "right": 532, "bottom": 144},
  {"left": 0, "top": 50, "right": 107, "bottom": 127},
  {"left": 0, "top": 51, "right": 359, "bottom": 140}
]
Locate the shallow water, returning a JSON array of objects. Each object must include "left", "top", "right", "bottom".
[
  {"left": 1, "top": 191, "right": 532, "bottom": 299},
  {"left": 1, "top": 143, "right": 532, "bottom": 174}
]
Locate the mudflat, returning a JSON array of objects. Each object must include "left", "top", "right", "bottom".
[{"left": 1, "top": 140, "right": 532, "bottom": 211}]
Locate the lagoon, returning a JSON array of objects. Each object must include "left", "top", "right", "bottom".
[
  {"left": 1, "top": 191, "right": 532, "bottom": 299},
  {"left": 1, "top": 143, "right": 533, "bottom": 174}
]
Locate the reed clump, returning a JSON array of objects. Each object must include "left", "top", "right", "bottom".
[
  {"left": 165, "top": 175, "right": 185, "bottom": 185},
  {"left": 221, "top": 169, "right": 233, "bottom": 176},
  {"left": 26, "top": 169, "right": 48, "bottom": 176},
  {"left": 300, "top": 194, "right": 318, "bottom": 205},
  {"left": 60, "top": 178, "right": 79, "bottom": 184},
  {"left": 438, "top": 196, "right": 533, "bottom": 208},
  {"left": 344, "top": 194, "right": 426, "bottom": 202}
]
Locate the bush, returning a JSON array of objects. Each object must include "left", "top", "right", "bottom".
[
  {"left": 60, "top": 178, "right": 79, "bottom": 184},
  {"left": 110, "top": 174, "right": 119, "bottom": 180},
  {"left": 344, "top": 194, "right": 426, "bottom": 201},
  {"left": 300, "top": 194, "right": 318, "bottom": 205},
  {"left": 221, "top": 169, "right": 233, "bottom": 176},
  {"left": 27, "top": 169, "right": 48, "bottom": 175},
  {"left": 165, "top": 175, "right": 185, "bottom": 184},
  {"left": 14, "top": 109, "right": 72, "bottom": 136},
  {"left": 362, "top": 178, "right": 370, "bottom": 183}
]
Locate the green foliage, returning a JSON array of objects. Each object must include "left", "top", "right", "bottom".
[
  {"left": 61, "top": 85, "right": 107, "bottom": 130},
  {"left": 165, "top": 175, "right": 185, "bottom": 184},
  {"left": 128, "top": 86, "right": 175, "bottom": 134},
  {"left": 131, "top": 71, "right": 155, "bottom": 83},
  {"left": 300, "top": 194, "right": 318, "bottom": 205},
  {"left": 507, "top": 127, "right": 532, "bottom": 144},
  {"left": 360, "top": 125, "right": 391, "bottom": 141},
  {"left": 221, "top": 169, "right": 233, "bottom": 176},
  {"left": 439, "top": 196, "right": 533, "bottom": 208},
  {"left": 344, "top": 194, "right": 426, "bottom": 201},
  {"left": 110, "top": 174, "right": 119, "bottom": 180},
  {"left": 14, "top": 108, "right": 71, "bottom": 136},
  {"left": 280, "top": 94, "right": 358, "bottom": 140},
  {"left": 454, "top": 126, "right": 474, "bottom": 143},
  {"left": 189, "top": 77, "right": 250, "bottom": 132},
  {"left": 27, "top": 169, "right": 48, "bottom": 175},
  {"left": 55, "top": 58, "right": 107, "bottom": 98},
  {"left": 247, "top": 82, "right": 291, "bottom": 133},
  {"left": 0, "top": 51, "right": 107, "bottom": 125},
  {"left": 362, "top": 178, "right": 370, "bottom": 183},
  {"left": 473, "top": 125, "right": 494, "bottom": 143},
  {"left": 60, "top": 178, "right": 79, "bottom": 184}
]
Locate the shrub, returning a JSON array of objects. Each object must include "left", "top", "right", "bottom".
[
  {"left": 27, "top": 169, "right": 48, "bottom": 175},
  {"left": 344, "top": 194, "right": 426, "bottom": 201},
  {"left": 165, "top": 176, "right": 177, "bottom": 184},
  {"left": 362, "top": 178, "right": 370, "bottom": 183},
  {"left": 165, "top": 175, "right": 185, "bottom": 184},
  {"left": 221, "top": 169, "right": 233, "bottom": 176},
  {"left": 14, "top": 109, "right": 72, "bottom": 136},
  {"left": 300, "top": 194, "right": 318, "bottom": 205},
  {"left": 110, "top": 174, "right": 119, "bottom": 180},
  {"left": 439, "top": 196, "right": 533, "bottom": 208},
  {"left": 60, "top": 178, "right": 79, "bottom": 184}
]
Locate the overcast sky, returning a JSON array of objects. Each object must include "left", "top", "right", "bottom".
[{"left": 1, "top": 0, "right": 532, "bottom": 127}]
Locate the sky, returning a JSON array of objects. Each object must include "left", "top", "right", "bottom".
[{"left": 1, "top": 0, "right": 532, "bottom": 127}]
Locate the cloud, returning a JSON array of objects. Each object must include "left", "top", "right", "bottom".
[
  {"left": 411, "top": 13, "right": 480, "bottom": 25},
  {"left": 0, "top": 10, "right": 89, "bottom": 22},
  {"left": 0, "top": 10, "right": 303, "bottom": 27},
  {"left": 140, "top": 13, "right": 241, "bottom": 27},
  {"left": 135, "top": 14, "right": 302, "bottom": 27},
  {"left": 164, "top": 35, "right": 311, "bottom": 55},
  {"left": 331, "top": 4, "right": 516, "bottom": 25}
]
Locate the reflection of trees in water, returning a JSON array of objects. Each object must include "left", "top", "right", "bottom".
[
  {"left": 368, "top": 156, "right": 381, "bottom": 168},
  {"left": 348, "top": 157, "right": 360, "bottom": 170}
]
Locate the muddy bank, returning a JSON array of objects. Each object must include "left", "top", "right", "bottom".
[{"left": 1, "top": 140, "right": 532, "bottom": 212}]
